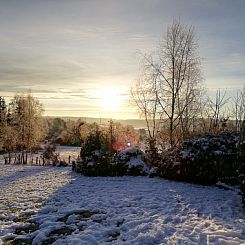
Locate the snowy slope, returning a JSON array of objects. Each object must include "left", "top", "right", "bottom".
[{"left": 0, "top": 165, "right": 245, "bottom": 244}]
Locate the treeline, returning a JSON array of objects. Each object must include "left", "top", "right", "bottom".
[
  {"left": 0, "top": 93, "right": 140, "bottom": 164},
  {"left": 46, "top": 117, "right": 140, "bottom": 150}
]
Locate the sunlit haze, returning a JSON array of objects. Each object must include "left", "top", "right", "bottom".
[{"left": 0, "top": 0, "right": 244, "bottom": 119}]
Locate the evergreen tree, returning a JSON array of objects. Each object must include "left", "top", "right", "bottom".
[{"left": 0, "top": 96, "right": 7, "bottom": 126}]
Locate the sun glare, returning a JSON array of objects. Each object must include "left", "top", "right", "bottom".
[{"left": 95, "top": 88, "right": 123, "bottom": 112}]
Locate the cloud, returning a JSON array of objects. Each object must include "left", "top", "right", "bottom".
[{"left": 0, "top": 0, "right": 244, "bottom": 119}]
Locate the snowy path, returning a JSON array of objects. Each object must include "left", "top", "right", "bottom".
[{"left": 0, "top": 165, "right": 245, "bottom": 245}]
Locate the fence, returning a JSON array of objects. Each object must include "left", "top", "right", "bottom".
[{"left": 215, "top": 154, "right": 240, "bottom": 184}]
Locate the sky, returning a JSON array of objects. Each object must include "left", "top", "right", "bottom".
[{"left": 0, "top": 0, "right": 244, "bottom": 119}]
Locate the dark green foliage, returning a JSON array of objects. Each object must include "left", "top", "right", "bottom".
[
  {"left": 239, "top": 167, "right": 245, "bottom": 206},
  {"left": 74, "top": 127, "right": 150, "bottom": 176},
  {"left": 0, "top": 97, "right": 7, "bottom": 152},
  {"left": 115, "top": 148, "right": 150, "bottom": 176},
  {"left": 76, "top": 154, "right": 116, "bottom": 177},
  {"left": 158, "top": 133, "right": 242, "bottom": 185},
  {"left": 238, "top": 141, "right": 245, "bottom": 206},
  {"left": 81, "top": 127, "right": 109, "bottom": 155},
  {"left": 75, "top": 127, "right": 115, "bottom": 176},
  {"left": 0, "top": 96, "right": 7, "bottom": 125}
]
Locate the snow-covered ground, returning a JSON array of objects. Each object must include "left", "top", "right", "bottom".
[
  {"left": 55, "top": 146, "right": 80, "bottom": 163},
  {"left": 0, "top": 165, "right": 245, "bottom": 245},
  {"left": 0, "top": 146, "right": 80, "bottom": 165}
]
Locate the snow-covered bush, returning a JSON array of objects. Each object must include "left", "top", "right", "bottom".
[
  {"left": 115, "top": 147, "right": 151, "bottom": 176},
  {"left": 74, "top": 129, "right": 151, "bottom": 177},
  {"left": 158, "top": 132, "right": 241, "bottom": 184},
  {"left": 181, "top": 132, "right": 237, "bottom": 160},
  {"left": 157, "top": 147, "right": 183, "bottom": 181},
  {"left": 74, "top": 127, "right": 113, "bottom": 176}
]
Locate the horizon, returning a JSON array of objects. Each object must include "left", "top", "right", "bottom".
[{"left": 0, "top": 0, "right": 244, "bottom": 119}]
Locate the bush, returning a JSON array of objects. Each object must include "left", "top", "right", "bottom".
[
  {"left": 76, "top": 152, "right": 115, "bottom": 176},
  {"left": 75, "top": 128, "right": 114, "bottom": 176},
  {"left": 158, "top": 132, "right": 241, "bottom": 184},
  {"left": 239, "top": 164, "right": 245, "bottom": 206},
  {"left": 75, "top": 147, "right": 151, "bottom": 177},
  {"left": 115, "top": 147, "right": 151, "bottom": 176},
  {"left": 42, "top": 142, "right": 59, "bottom": 165},
  {"left": 238, "top": 140, "right": 245, "bottom": 206},
  {"left": 74, "top": 127, "right": 151, "bottom": 176}
]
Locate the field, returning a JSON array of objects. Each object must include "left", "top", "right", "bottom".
[
  {"left": 0, "top": 146, "right": 81, "bottom": 165},
  {"left": 0, "top": 165, "right": 245, "bottom": 245}
]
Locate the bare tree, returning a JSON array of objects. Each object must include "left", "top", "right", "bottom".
[
  {"left": 233, "top": 87, "right": 245, "bottom": 138},
  {"left": 10, "top": 92, "right": 45, "bottom": 164},
  {"left": 132, "top": 20, "right": 202, "bottom": 148},
  {"left": 131, "top": 69, "right": 160, "bottom": 155},
  {"left": 207, "top": 89, "right": 230, "bottom": 133}
]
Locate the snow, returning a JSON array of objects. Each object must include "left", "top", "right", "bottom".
[
  {"left": 216, "top": 182, "right": 241, "bottom": 194},
  {"left": 55, "top": 146, "right": 80, "bottom": 162},
  {"left": 0, "top": 165, "right": 245, "bottom": 244},
  {"left": 126, "top": 157, "right": 150, "bottom": 175},
  {"left": 0, "top": 146, "right": 80, "bottom": 165},
  {"left": 119, "top": 147, "right": 142, "bottom": 155},
  {"left": 116, "top": 147, "right": 151, "bottom": 175}
]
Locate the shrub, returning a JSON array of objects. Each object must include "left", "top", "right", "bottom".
[
  {"left": 75, "top": 147, "right": 151, "bottom": 177},
  {"left": 42, "top": 142, "right": 59, "bottom": 165},
  {"left": 74, "top": 127, "right": 151, "bottom": 177},
  {"left": 158, "top": 132, "right": 240, "bottom": 184},
  {"left": 75, "top": 127, "right": 114, "bottom": 176},
  {"left": 239, "top": 164, "right": 245, "bottom": 206},
  {"left": 238, "top": 140, "right": 245, "bottom": 206},
  {"left": 115, "top": 147, "right": 151, "bottom": 176}
]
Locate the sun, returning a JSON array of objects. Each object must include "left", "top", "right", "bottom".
[{"left": 95, "top": 87, "right": 122, "bottom": 112}]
